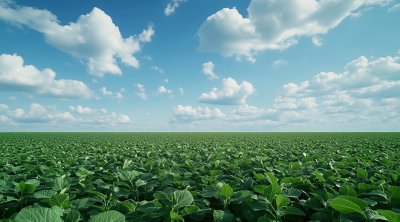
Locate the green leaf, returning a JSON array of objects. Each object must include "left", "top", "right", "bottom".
[
  {"left": 285, "top": 206, "right": 306, "bottom": 216},
  {"left": 339, "top": 185, "right": 357, "bottom": 197},
  {"left": 390, "top": 172, "right": 398, "bottom": 182},
  {"left": 364, "top": 208, "right": 387, "bottom": 221},
  {"left": 137, "top": 203, "right": 159, "bottom": 213},
  {"left": 154, "top": 191, "right": 170, "bottom": 200},
  {"left": 357, "top": 168, "right": 368, "bottom": 180},
  {"left": 289, "top": 162, "right": 301, "bottom": 170},
  {"left": 34, "top": 190, "right": 56, "bottom": 199},
  {"left": 174, "top": 190, "right": 194, "bottom": 208},
  {"left": 330, "top": 196, "right": 367, "bottom": 215},
  {"left": 51, "top": 205, "right": 63, "bottom": 217},
  {"left": 202, "top": 186, "right": 216, "bottom": 197},
  {"left": 263, "top": 183, "right": 281, "bottom": 202},
  {"left": 213, "top": 210, "right": 234, "bottom": 222},
  {"left": 50, "top": 193, "right": 69, "bottom": 209},
  {"left": 19, "top": 181, "right": 36, "bottom": 195},
  {"left": 88, "top": 190, "right": 107, "bottom": 200},
  {"left": 52, "top": 177, "right": 70, "bottom": 192},
  {"left": 313, "top": 171, "right": 324, "bottom": 182},
  {"left": 376, "top": 210, "right": 400, "bottom": 222},
  {"left": 65, "top": 210, "right": 81, "bottom": 222},
  {"left": 258, "top": 216, "right": 273, "bottom": 222},
  {"left": 219, "top": 184, "right": 233, "bottom": 200},
  {"left": 210, "top": 170, "right": 223, "bottom": 176},
  {"left": 87, "top": 210, "right": 125, "bottom": 222},
  {"left": 183, "top": 205, "right": 199, "bottom": 215},
  {"left": 265, "top": 172, "right": 278, "bottom": 184},
  {"left": 69, "top": 198, "right": 98, "bottom": 211},
  {"left": 276, "top": 195, "right": 290, "bottom": 210},
  {"left": 282, "top": 188, "right": 301, "bottom": 198},
  {"left": 170, "top": 211, "right": 184, "bottom": 221},
  {"left": 12, "top": 208, "right": 63, "bottom": 222}
]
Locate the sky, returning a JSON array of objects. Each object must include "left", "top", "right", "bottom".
[{"left": 0, "top": 0, "right": 399, "bottom": 132}]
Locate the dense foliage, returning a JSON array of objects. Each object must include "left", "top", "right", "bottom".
[{"left": 1, "top": 132, "right": 400, "bottom": 222}]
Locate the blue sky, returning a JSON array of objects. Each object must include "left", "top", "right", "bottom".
[{"left": 0, "top": 0, "right": 399, "bottom": 132}]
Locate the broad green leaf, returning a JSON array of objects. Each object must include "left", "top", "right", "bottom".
[
  {"left": 50, "top": 193, "right": 69, "bottom": 209},
  {"left": 265, "top": 172, "right": 278, "bottom": 184},
  {"left": 183, "top": 205, "right": 199, "bottom": 215},
  {"left": 88, "top": 190, "right": 107, "bottom": 200},
  {"left": 282, "top": 188, "right": 301, "bottom": 198},
  {"left": 263, "top": 183, "right": 281, "bottom": 201},
  {"left": 219, "top": 184, "right": 233, "bottom": 200},
  {"left": 51, "top": 205, "right": 63, "bottom": 217},
  {"left": 170, "top": 211, "right": 184, "bottom": 221},
  {"left": 357, "top": 168, "right": 368, "bottom": 180},
  {"left": 34, "top": 190, "right": 56, "bottom": 199},
  {"left": 289, "top": 162, "right": 301, "bottom": 170},
  {"left": 19, "top": 181, "right": 36, "bottom": 195},
  {"left": 52, "top": 177, "right": 70, "bottom": 192},
  {"left": 258, "top": 216, "right": 273, "bottom": 222},
  {"left": 364, "top": 208, "right": 387, "bottom": 221},
  {"left": 390, "top": 172, "right": 398, "bottom": 182},
  {"left": 13, "top": 208, "right": 62, "bottom": 222},
  {"left": 210, "top": 170, "right": 223, "bottom": 176},
  {"left": 254, "top": 185, "right": 267, "bottom": 195},
  {"left": 137, "top": 203, "right": 159, "bottom": 213},
  {"left": 174, "top": 190, "right": 194, "bottom": 208},
  {"left": 339, "top": 185, "right": 357, "bottom": 197},
  {"left": 66, "top": 210, "right": 81, "bottom": 222},
  {"left": 276, "top": 195, "right": 290, "bottom": 209},
  {"left": 154, "top": 191, "right": 170, "bottom": 200},
  {"left": 87, "top": 210, "right": 125, "bottom": 222},
  {"left": 330, "top": 196, "right": 367, "bottom": 215},
  {"left": 285, "top": 206, "right": 306, "bottom": 216},
  {"left": 202, "top": 186, "right": 216, "bottom": 197},
  {"left": 69, "top": 198, "right": 98, "bottom": 211},
  {"left": 213, "top": 210, "right": 234, "bottom": 222},
  {"left": 376, "top": 210, "right": 400, "bottom": 222}
]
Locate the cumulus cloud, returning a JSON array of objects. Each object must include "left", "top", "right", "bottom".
[
  {"left": 230, "top": 104, "right": 280, "bottom": 122},
  {"left": 79, "top": 112, "right": 132, "bottom": 125},
  {"left": 99, "top": 87, "right": 113, "bottom": 96},
  {"left": 197, "top": 0, "right": 390, "bottom": 60},
  {"left": 171, "top": 105, "right": 225, "bottom": 123},
  {"left": 0, "top": 104, "right": 9, "bottom": 111},
  {"left": 279, "top": 55, "right": 400, "bottom": 99},
  {"left": 134, "top": 83, "right": 147, "bottom": 100},
  {"left": 312, "top": 36, "right": 323, "bottom": 46},
  {"left": 69, "top": 105, "right": 96, "bottom": 115},
  {"left": 201, "top": 61, "right": 219, "bottom": 79},
  {"left": 7, "top": 103, "right": 75, "bottom": 123},
  {"left": 100, "top": 108, "right": 107, "bottom": 114},
  {"left": 0, "top": 54, "right": 94, "bottom": 99},
  {"left": 143, "top": 55, "right": 152, "bottom": 61},
  {"left": 163, "top": 79, "right": 169, "bottom": 83},
  {"left": 113, "top": 92, "right": 124, "bottom": 101},
  {"left": 151, "top": 66, "right": 164, "bottom": 74},
  {"left": 120, "top": 87, "right": 126, "bottom": 92},
  {"left": 199, "top": 77, "right": 255, "bottom": 105},
  {"left": 157, "top": 86, "right": 173, "bottom": 95},
  {"left": 274, "top": 97, "right": 318, "bottom": 110},
  {"left": 179, "top": 87, "right": 184, "bottom": 95},
  {"left": 165, "top": 0, "right": 187, "bottom": 16},
  {"left": 0, "top": 2, "right": 154, "bottom": 77}
]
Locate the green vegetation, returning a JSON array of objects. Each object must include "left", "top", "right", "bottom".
[{"left": 1, "top": 132, "right": 400, "bottom": 222}]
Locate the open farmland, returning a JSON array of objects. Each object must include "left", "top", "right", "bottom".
[{"left": 1, "top": 132, "right": 400, "bottom": 222}]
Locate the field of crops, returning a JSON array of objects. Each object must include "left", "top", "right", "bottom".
[{"left": 1, "top": 132, "right": 400, "bottom": 222}]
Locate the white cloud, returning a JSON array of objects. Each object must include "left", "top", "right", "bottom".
[
  {"left": 79, "top": 112, "right": 132, "bottom": 125},
  {"left": 69, "top": 105, "right": 96, "bottom": 115},
  {"left": 165, "top": 0, "right": 187, "bottom": 16},
  {"left": 388, "top": 3, "right": 400, "bottom": 12},
  {"left": 92, "top": 79, "right": 98, "bottom": 83},
  {"left": 279, "top": 55, "right": 400, "bottom": 99},
  {"left": 273, "top": 96, "right": 318, "bottom": 110},
  {"left": 120, "top": 87, "right": 126, "bottom": 92},
  {"left": 0, "top": 2, "right": 154, "bottom": 77},
  {"left": 312, "top": 36, "right": 323, "bottom": 46},
  {"left": 197, "top": 0, "right": 389, "bottom": 60},
  {"left": 272, "top": 59, "right": 288, "bottom": 68},
  {"left": 199, "top": 77, "right": 255, "bottom": 105},
  {"left": 230, "top": 104, "right": 280, "bottom": 122},
  {"left": 163, "top": 79, "right": 169, "bottom": 83},
  {"left": 201, "top": 61, "right": 219, "bottom": 79},
  {"left": 151, "top": 66, "right": 164, "bottom": 74},
  {"left": 113, "top": 92, "right": 124, "bottom": 101},
  {"left": 100, "top": 108, "right": 107, "bottom": 114},
  {"left": 179, "top": 87, "right": 184, "bottom": 95},
  {"left": 171, "top": 105, "right": 225, "bottom": 123},
  {"left": 134, "top": 83, "right": 147, "bottom": 100},
  {"left": 0, "top": 54, "right": 94, "bottom": 99},
  {"left": 7, "top": 103, "right": 75, "bottom": 123},
  {"left": 0, "top": 104, "right": 9, "bottom": 111},
  {"left": 99, "top": 87, "right": 113, "bottom": 96},
  {"left": 27, "top": 95, "right": 34, "bottom": 100},
  {"left": 6, "top": 96, "right": 17, "bottom": 101},
  {"left": 157, "top": 86, "right": 173, "bottom": 95},
  {"left": 143, "top": 55, "right": 152, "bottom": 61}
]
